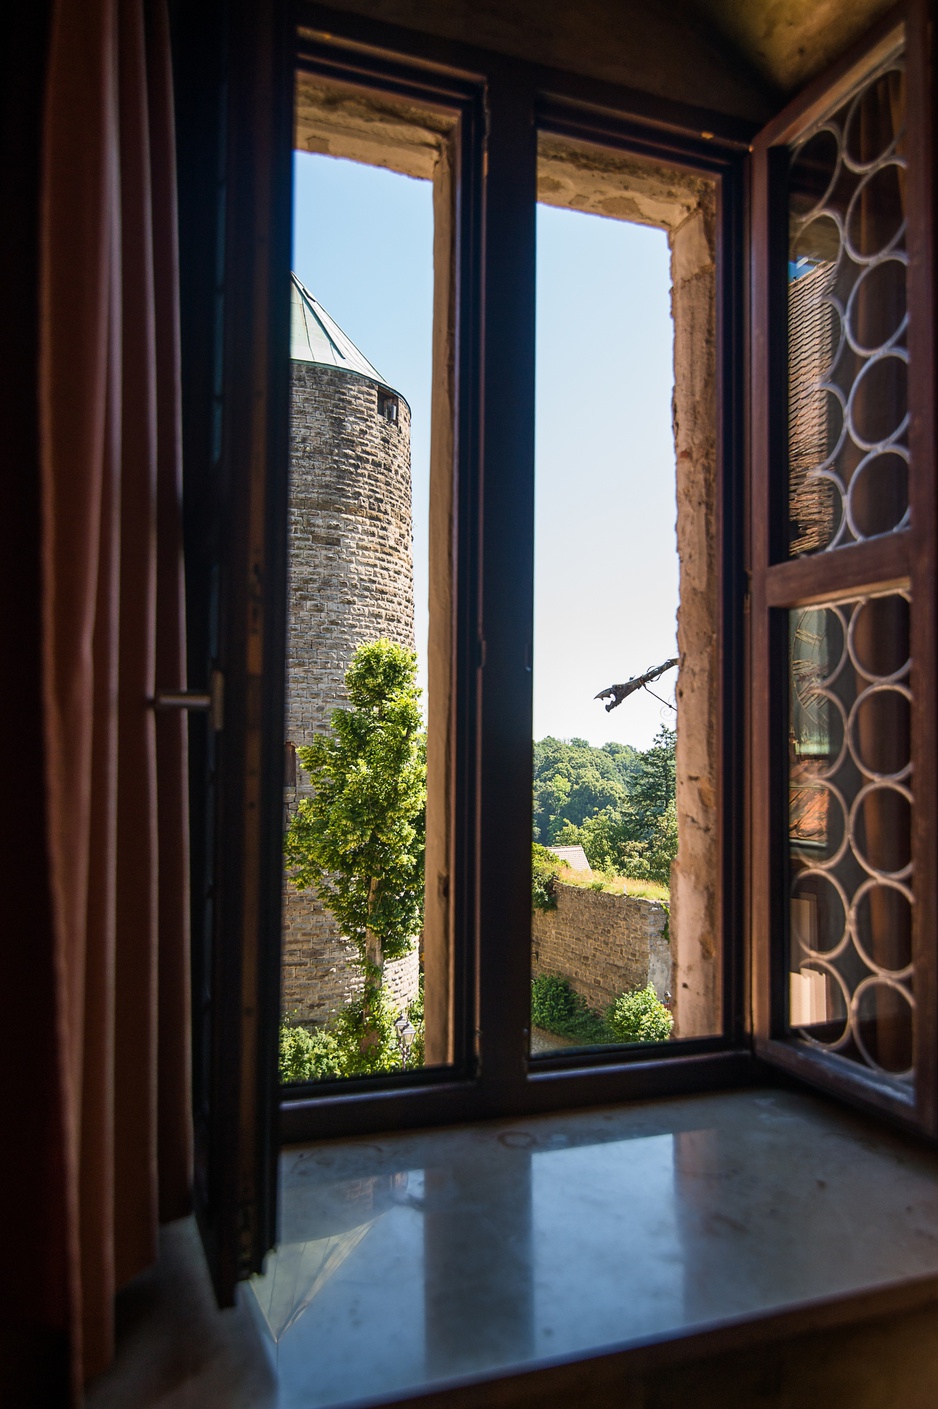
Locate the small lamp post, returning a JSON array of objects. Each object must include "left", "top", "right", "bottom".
[{"left": 394, "top": 1014, "right": 416, "bottom": 1066}]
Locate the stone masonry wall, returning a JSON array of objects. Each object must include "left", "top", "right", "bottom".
[
  {"left": 281, "top": 361, "right": 419, "bottom": 1025},
  {"left": 532, "top": 883, "right": 671, "bottom": 1016},
  {"left": 285, "top": 362, "right": 414, "bottom": 737}
]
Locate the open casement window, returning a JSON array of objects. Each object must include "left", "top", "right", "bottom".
[
  {"left": 174, "top": 0, "right": 293, "bottom": 1303},
  {"left": 749, "top": 0, "right": 938, "bottom": 1136}
]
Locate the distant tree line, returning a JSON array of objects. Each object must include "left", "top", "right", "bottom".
[{"left": 532, "top": 726, "right": 677, "bottom": 885}]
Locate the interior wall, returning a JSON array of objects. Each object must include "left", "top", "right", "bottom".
[
  {"left": 691, "top": 0, "right": 896, "bottom": 92},
  {"left": 300, "top": 0, "right": 773, "bottom": 121},
  {"left": 669, "top": 194, "right": 721, "bottom": 1038},
  {"left": 304, "top": 0, "right": 899, "bottom": 110}
]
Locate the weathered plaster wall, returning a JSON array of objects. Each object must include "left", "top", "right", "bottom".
[
  {"left": 295, "top": 75, "right": 453, "bottom": 180},
  {"left": 532, "top": 884, "right": 671, "bottom": 1015},
  {"left": 423, "top": 131, "right": 458, "bottom": 1065},
  {"left": 669, "top": 196, "right": 721, "bottom": 1039},
  {"left": 281, "top": 362, "right": 418, "bottom": 1024},
  {"left": 537, "top": 135, "right": 710, "bottom": 230}
]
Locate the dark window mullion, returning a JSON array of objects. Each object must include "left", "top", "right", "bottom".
[{"left": 475, "top": 65, "right": 538, "bottom": 1105}]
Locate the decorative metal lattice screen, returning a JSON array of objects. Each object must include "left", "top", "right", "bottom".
[
  {"left": 787, "top": 56, "right": 908, "bottom": 556},
  {"left": 784, "top": 47, "right": 915, "bottom": 1087},
  {"left": 787, "top": 591, "right": 913, "bottom": 1080}
]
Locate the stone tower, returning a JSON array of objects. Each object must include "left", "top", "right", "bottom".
[{"left": 282, "top": 273, "right": 419, "bottom": 1025}]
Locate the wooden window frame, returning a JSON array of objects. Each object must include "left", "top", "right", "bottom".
[
  {"left": 749, "top": 0, "right": 938, "bottom": 1138},
  {"left": 276, "top": 4, "right": 755, "bottom": 1143}
]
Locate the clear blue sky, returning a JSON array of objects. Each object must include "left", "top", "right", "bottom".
[{"left": 292, "top": 151, "right": 678, "bottom": 750}]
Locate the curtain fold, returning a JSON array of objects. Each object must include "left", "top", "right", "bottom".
[{"left": 39, "top": 0, "right": 192, "bottom": 1394}]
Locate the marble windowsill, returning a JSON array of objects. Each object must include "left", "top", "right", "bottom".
[{"left": 239, "top": 1087, "right": 938, "bottom": 1408}]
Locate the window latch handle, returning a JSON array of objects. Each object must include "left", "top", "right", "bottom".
[{"left": 153, "top": 669, "right": 224, "bottom": 731}]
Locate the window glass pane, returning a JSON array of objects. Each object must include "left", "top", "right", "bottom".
[
  {"left": 786, "top": 54, "right": 909, "bottom": 556},
  {"left": 787, "top": 592, "right": 914, "bottom": 1082},
  {"left": 281, "top": 82, "right": 455, "bottom": 1083},
  {"left": 531, "top": 137, "right": 722, "bottom": 1057}
]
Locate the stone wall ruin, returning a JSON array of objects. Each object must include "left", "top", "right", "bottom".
[{"left": 532, "top": 884, "right": 672, "bottom": 1016}]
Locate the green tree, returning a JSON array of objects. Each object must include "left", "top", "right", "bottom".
[
  {"left": 620, "top": 798, "right": 678, "bottom": 884},
  {"left": 545, "top": 729, "right": 677, "bottom": 882},
  {"left": 630, "top": 725, "right": 676, "bottom": 818},
  {"left": 555, "top": 808, "right": 628, "bottom": 872},
  {"left": 284, "top": 640, "right": 426, "bottom": 1044},
  {"left": 532, "top": 843, "right": 562, "bottom": 911},
  {"left": 532, "top": 736, "right": 632, "bottom": 843}
]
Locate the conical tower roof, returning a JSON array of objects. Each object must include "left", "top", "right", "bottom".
[{"left": 290, "top": 272, "right": 387, "bottom": 384}]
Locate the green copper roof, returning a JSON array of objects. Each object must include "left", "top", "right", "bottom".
[{"left": 290, "top": 273, "right": 386, "bottom": 383}]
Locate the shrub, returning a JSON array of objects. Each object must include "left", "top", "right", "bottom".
[
  {"left": 606, "top": 984, "right": 673, "bottom": 1044},
  {"left": 532, "top": 843, "right": 562, "bottom": 911},
  {"left": 331, "top": 982, "right": 404, "bottom": 1077},
  {"left": 531, "top": 973, "right": 612, "bottom": 1045},
  {"left": 279, "top": 975, "right": 427, "bottom": 1083},
  {"left": 279, "top": 1019, "right": 341, "bottom": 1083}
]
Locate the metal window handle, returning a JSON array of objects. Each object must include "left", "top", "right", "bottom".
[
  {"left": 156, "top": 690, "right": 211, "bottom": 709},
  {"left": 153, "top": 669, "right": 224, "bottom": 731}
]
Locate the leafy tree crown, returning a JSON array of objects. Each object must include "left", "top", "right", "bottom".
[{"left": 284, "top": 639, "right": 426, "bottom": 966}]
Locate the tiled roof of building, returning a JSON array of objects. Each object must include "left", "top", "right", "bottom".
[{"left": 550, "top": 845, "right": 592, "bottom": 875}]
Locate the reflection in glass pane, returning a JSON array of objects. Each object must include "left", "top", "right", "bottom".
[
  {"left": 787, "top": 54, "right": 909, "bottom": 555},
  {"left": 787, "top": 592, "right": 914, "bottom": 1083}
]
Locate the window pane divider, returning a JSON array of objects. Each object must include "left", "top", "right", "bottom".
[{"left": 764, "top": 533, "right": 911, "bottom": 608}]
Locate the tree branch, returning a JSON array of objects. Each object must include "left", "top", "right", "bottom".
[{"left": 594, "top": 657, "right": 679, "bottom": 713}]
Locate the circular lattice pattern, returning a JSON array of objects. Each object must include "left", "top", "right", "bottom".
[
  {"left": 788, "top": 591, "right": 914, "bottom": 1080},
  {"left": 787, "top": 58, "right": 908, "bottom": 556}
]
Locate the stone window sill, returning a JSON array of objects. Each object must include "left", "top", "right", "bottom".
[{"left": 89, "top": 1087, "right": 938, "bottom": 1409}]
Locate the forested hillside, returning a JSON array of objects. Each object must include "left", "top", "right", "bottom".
[{"left": 533, "top": 727, "right": 676, "bottom": 885}]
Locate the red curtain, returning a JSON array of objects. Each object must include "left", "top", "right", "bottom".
[{"left": 38, "top": 0, "right": 191, "bottom": 1394}]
